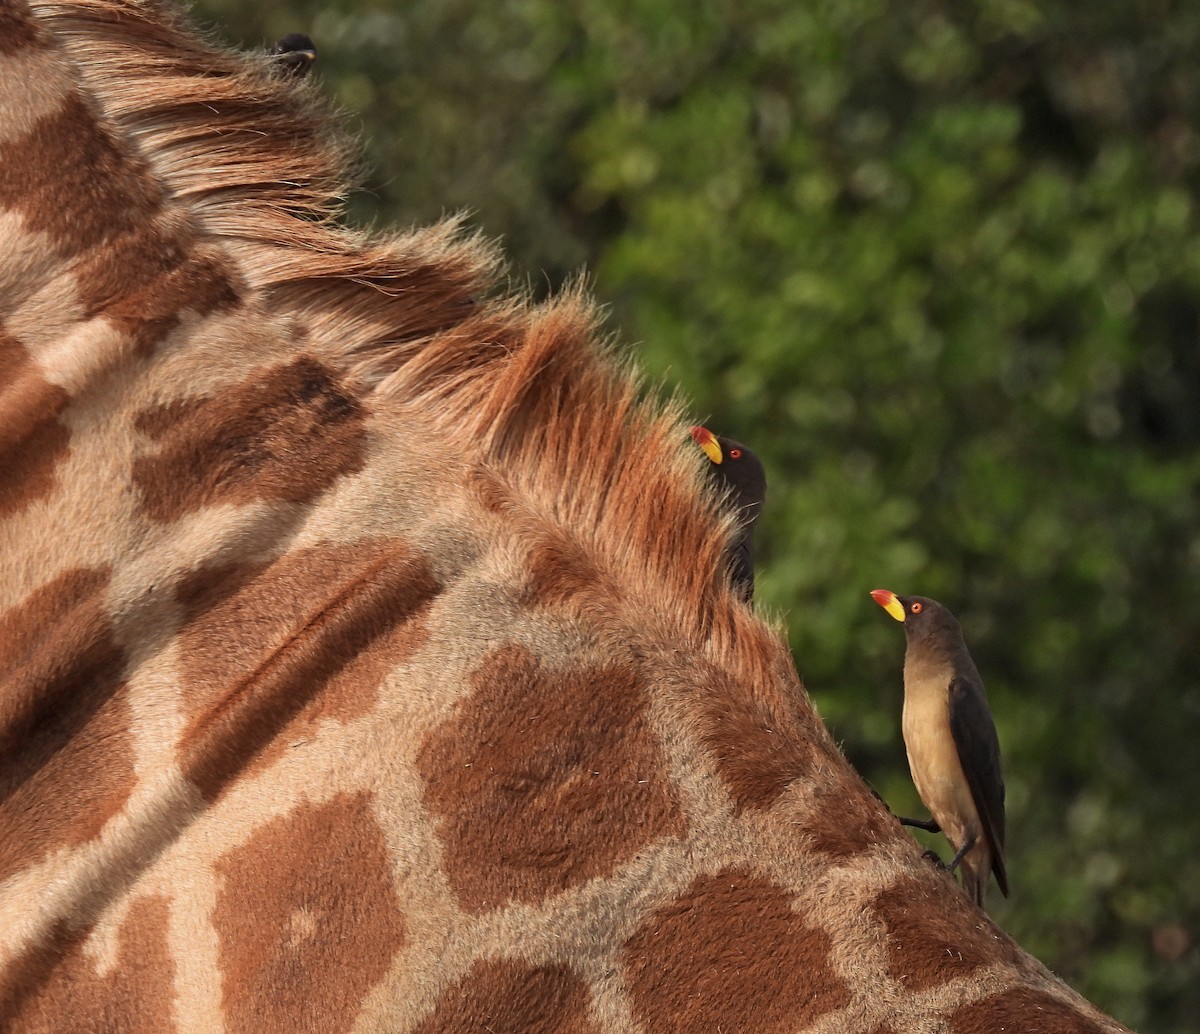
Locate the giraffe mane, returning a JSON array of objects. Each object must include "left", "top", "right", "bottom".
[{"left": 35, "top": 0, "right": 778, "bottom": 675}]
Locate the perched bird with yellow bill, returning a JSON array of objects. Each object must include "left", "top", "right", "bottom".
[
  {"left": 690, "top": 426, "right": 766, "bottom": 602},
  {"left": 870, "top": 589, "right": 1009, "bottom": 909}
]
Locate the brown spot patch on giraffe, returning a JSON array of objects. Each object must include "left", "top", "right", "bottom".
[
  {"left": 523, "top": 533, "right": 610, "bottom": 607},
  {"left": 623, "top": 867, "right": 849, "bottom": 1031},
  {"left": 176, "top": 539, "right": 439, "bottom": 799},
  {"left": 4, "top": 896, "right": 176, "bottom": 1034},
  {"left": 0, "top": 919, "right": 80, "bottom": 1029},
  {"left": 948, "top": 987, "right": 1111, "bottom": 1034},
  {"left": 0, "top": 333, "right": 72, "bottom": 517},
  {"left": 694, "top": 662, "right": 827, "bottom": 813},
  {"left": 131, "top": 394, "right": 206, "bottom": 439},
  {"left": 801, "top": 782, "right": 905, "bottom": 858},
  {"left": 417, "top": 643, "right": 686, "bottom": 913},
  {"left": 132, "top": 356, "right": 368, "bottom": 522},
  {"left": 0, "top": 92, "right": 162, "bottom": 258},
  {"left": 213, "top": 792, "right": 406, "bottom": 1033},
  {"left": 73, "top": 217, "right": 240, "bottom": 354},
  {"left": 0, "top": 3, "right": 51, "bottom": 54},
  {"left": 0, "top": 567, "right": 135, "bottom": 882},
  {"left": 873, "top": 876, "right": 1021, "bottom": 992},
  {"left": 411, "top": 960, "right": 601, "bottom": 1034}
]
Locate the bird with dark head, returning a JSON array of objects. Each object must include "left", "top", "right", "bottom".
[
  {"left": 871, "top": 589, "right": 1008, "bottom": 909},
  {"left": 690, "top": 426, "right": 766, "bottom": 601},
  {"left": 271, "top": 33, "right": 317, "bottom": 78}
]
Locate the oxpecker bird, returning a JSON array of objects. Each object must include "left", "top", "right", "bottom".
[
  {"left": 690, "top": 426, "right": 766, "bottom": 601},
  {"left": 271, "top": 33, "right": 317, "bottom": 78},
  {"left": 870, "top": 589, "right": 1008, "bottom": 908}
]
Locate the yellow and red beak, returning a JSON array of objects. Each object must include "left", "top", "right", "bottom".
[
  {"left": 690, "top": 425, "right": 723, "bottom": 465},
  {"left": 870, "top": 588, "right": 905, "bottom": 623}
]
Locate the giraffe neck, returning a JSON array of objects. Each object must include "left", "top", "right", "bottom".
[{"left": 0, "top": 2, "right": 1131, "bottom": 1031}]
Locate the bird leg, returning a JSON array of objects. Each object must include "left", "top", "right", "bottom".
[
  {"left": 943, "top": 835, "right": 977, "bottom": 875},
  {"left": 899, "top": 815, "right": 947, "bottom": 871},
  {"left": 898, "top": 816, "right": 941, "bottom": 833}
]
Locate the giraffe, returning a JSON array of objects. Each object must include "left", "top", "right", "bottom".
[{"left": 0, "top": 1, "right": 1134, "bottom": 1031}]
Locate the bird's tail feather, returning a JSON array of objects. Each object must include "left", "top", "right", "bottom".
[{"left": 960, "top": 855, "right": 989, "bottom": 910}]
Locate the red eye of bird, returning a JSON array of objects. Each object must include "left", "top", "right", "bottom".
[
  {"left": 911, "top": 601, "right": 923, "bottom": 614},
  {"left": 729, "top": 448, "right": 743, "bottom": 459}
]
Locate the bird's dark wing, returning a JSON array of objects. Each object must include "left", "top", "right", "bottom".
[
  {"left": 948, "top": 676, "right": 1008, "bottom": 896},
  {"left": 727, "top": 535, "right": 754, "bottom": 601}
]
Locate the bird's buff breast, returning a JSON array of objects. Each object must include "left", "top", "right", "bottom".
[{"left": 902, "top": 684, "right": 980, "bottom": 845}]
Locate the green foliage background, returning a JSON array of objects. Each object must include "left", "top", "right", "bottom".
[{"left": 195, "top": 1, "right": 1200, "bottom": 1027}]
